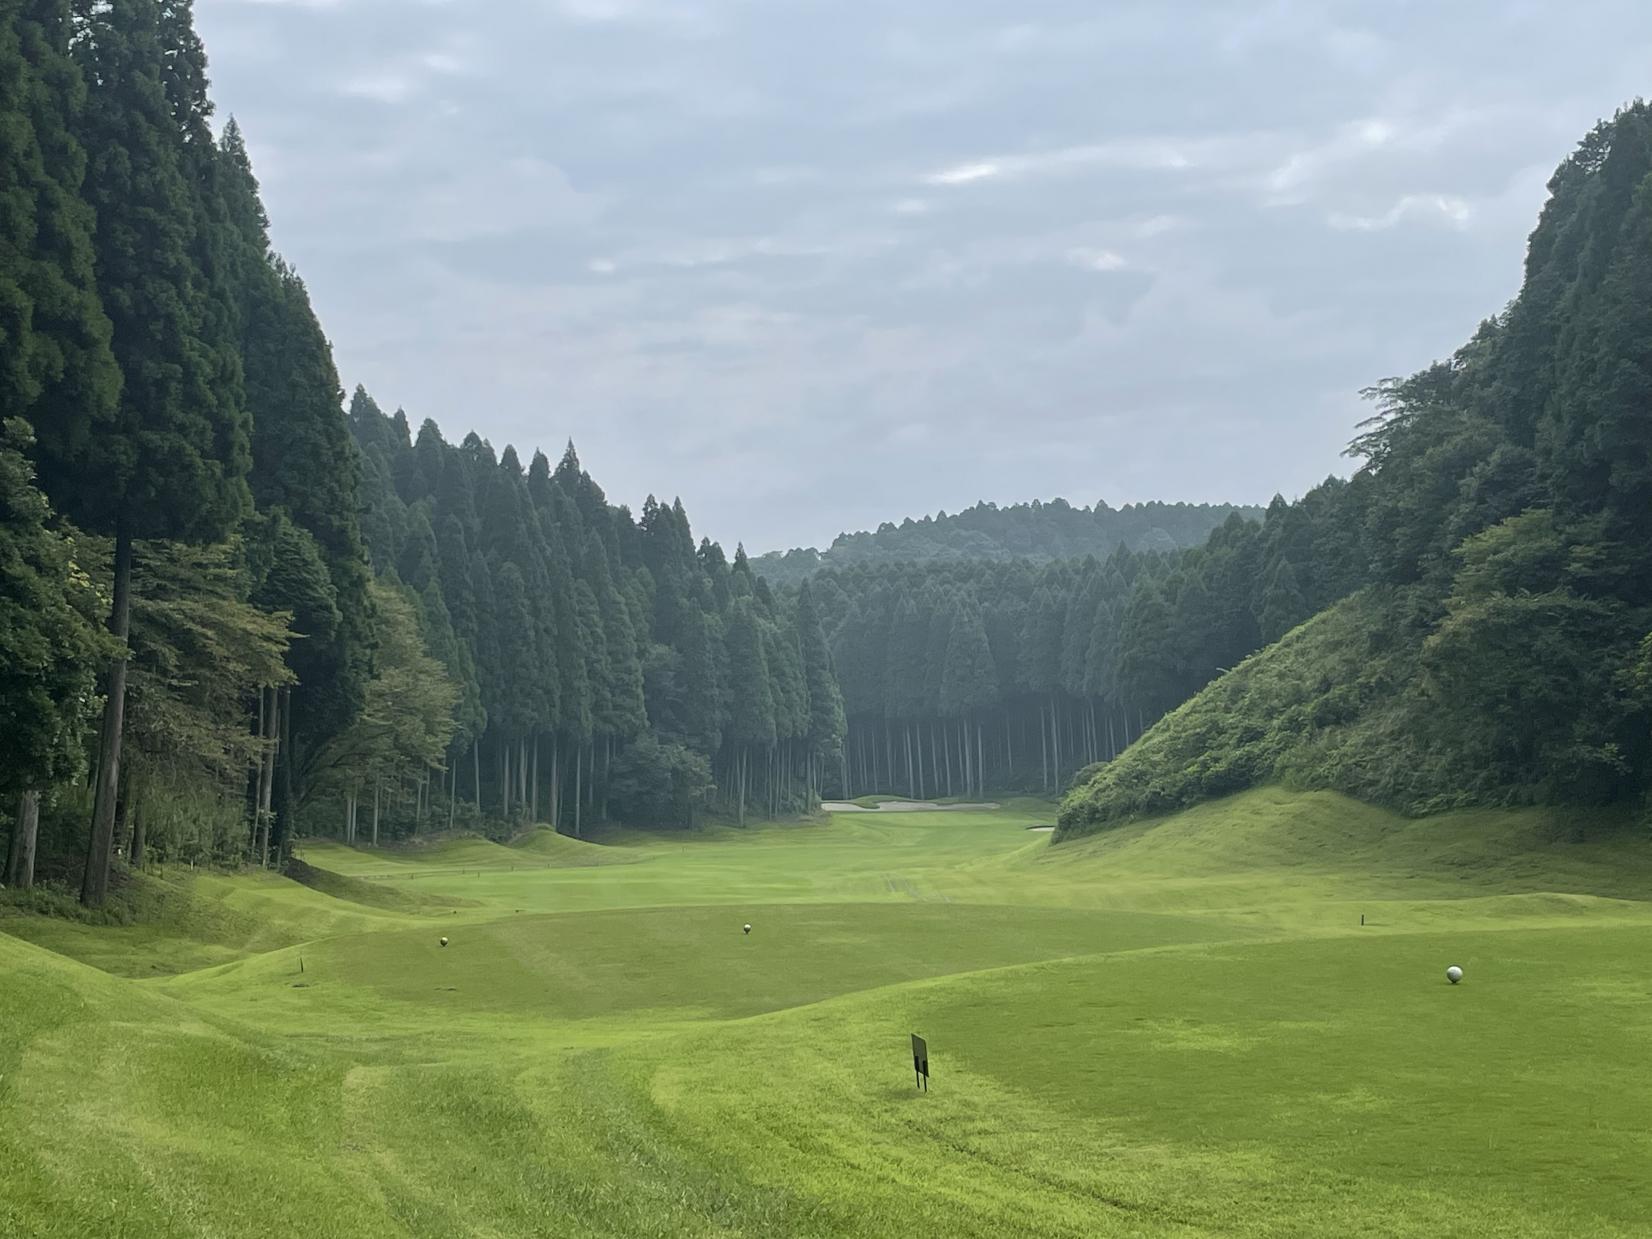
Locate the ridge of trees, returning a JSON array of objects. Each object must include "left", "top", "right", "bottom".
[
  {"left": 4, "top": 0, "right": 1648, "bottom": 897},
  {"left": 754, "top": 499, "right": 1265, "bottom": 585},
  {"left": 809, "top": 482, "right": 1361, "bottom": 799},
  {"left": 0, "top": 0, "right": 851, "bottom": 901},
  {"left": 2, "top": 0, "right": 378, "bottom": 899},
  {"left": 342, "top": 398, "right": 846, "bottom": 836},
  {"left": 1059, "top": 102, "right": 1652, "bottom": 837}
]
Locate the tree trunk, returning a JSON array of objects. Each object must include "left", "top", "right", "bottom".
[
  {"left": 128, "top": 792, "right": 146, "bottom": 868},
  {"left": 472, "top": 739, "right": 481, "bottom": 812},
  {"left": 259, "top": 685, "right": 279, "bottom": 868},
  {"left": 1050, "top": 696, "right": 1061, "bottom": 789},
  {"left": 83, "top": 523, "right": 133, "bottom": 907},
  {"left": 531, "top": 736, "right": 540, "bottom": 824},
  {"left": 111, "top": 761, "right": 129, "bottom": 866},
  {"left": 252, "top": 687, "right": 266, "bottom": 850},
  {"left": 274, "top": 686, "right": 293, "bottom": 862},
  {"left": 1039, "top": 705, "right": 1049, "bottom": 792},
  {"left": 573, "top": 743, "right": 583, "bottom": 837},
  {"left": 372, "top": 779, "right": 381, "bottom": 847},
  {"left": 601, "top": 734, "right": 611, "bottom": 821},
  {"left": 6, "top": 791, "right": 40, "bottom": 890},
  {"left": 501, "top": 741, "right": 511, "bottom": 818}
]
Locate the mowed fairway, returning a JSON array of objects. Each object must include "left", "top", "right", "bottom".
[{"left": 4, "top": 791, "right": 1652, "bottom": 1237}]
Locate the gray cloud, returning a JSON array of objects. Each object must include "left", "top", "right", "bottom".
[{"left": 195, "top": 0, "right": 1652, "bottom": 550}]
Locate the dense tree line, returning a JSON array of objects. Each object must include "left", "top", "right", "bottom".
[
  {"left": 812, "top": 485, "right": 1360, "bottom": 797},
  {"left": 0, "top": 1, "right": 843, "bottom": 906},
  {"left": 755, "top": 499, "right": 1263, "bottom": 585},
  {"left": 343, "top": 396, "right": 845, "bottom": 834},
  {"left": 1060, "top": 103, "right": 1652, "bottom": 835},
  {"left": 10, "top": 2, "right": 1641, "bottom": 902},
  {"left": 0, "top": 0, "right": 382, "bottom": 900}
]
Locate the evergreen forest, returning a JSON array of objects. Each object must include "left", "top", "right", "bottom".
[
  {"left": 754, "top": 498, "right": 1263, "bottom": 585},
  {"left": 9, "top": 8, "right": 1652, "bottom": 1236},
  {"left": 3, "top": 0, "right": 1651, "bottom": 916}
]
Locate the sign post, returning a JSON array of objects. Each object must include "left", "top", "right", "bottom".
[{"left": 911, "top": 1033, "right": 929, "bottom": 1091}]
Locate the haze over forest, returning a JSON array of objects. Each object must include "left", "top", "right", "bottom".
[{"left": 192, "top": 0, "right": 1652, "bottom": 550}]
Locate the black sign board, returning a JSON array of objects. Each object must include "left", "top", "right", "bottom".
[{"left": 911, "top": 1033, "right": 929, "bottom": 1091}]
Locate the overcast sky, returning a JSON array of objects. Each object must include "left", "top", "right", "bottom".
[{"left": 195, "top": 0, "right": 1652, "bottom": 553}]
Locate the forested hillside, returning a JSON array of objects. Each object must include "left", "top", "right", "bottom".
[
  {"left": 811, "top": 483, "right": 1360, "bottom": 798},
  {"left": 0, "top": 0, "right": 844, "bottom": 908},
  {"left": 1060, "top": 103, "right": 1652, "bottom": 838},
  {"left": 344, "top": 397, "right": 845, "bottom": 835},
  {"left": 755, "top": 499, "right": 1262, "bottom": 585},
  {"left": 6, "top": 0, "right": 1648, "bottom": 912},
  {"left": 2, "top": 0, "right": 374, "bottom": 903}
]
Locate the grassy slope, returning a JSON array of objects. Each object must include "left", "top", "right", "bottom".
[
  {"left": 1058, "top": 586, "right": 1507, "bottom": 838},
  {"left": 0, "top": 865, "right": 436, "bottom": 977},
  {"left": 4, "top": 798, "right": 1652, "bottom": 1236}
]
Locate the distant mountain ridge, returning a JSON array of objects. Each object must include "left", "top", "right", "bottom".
[{"left": 755, "top": 499, "right": 1265, "bottom": 584}]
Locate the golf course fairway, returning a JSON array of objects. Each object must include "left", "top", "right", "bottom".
[{"left": 4, "top": 789, "right": 1651, "bottom": 1237}]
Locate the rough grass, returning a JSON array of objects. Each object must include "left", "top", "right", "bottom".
[
  {"left": 282, "top": 857, "right": 468, "bottom": 913},
  {"left": 5, "top": 792, "right": 1652, "bottom": 1236},
  {"left": 1056, "top": 586, "right": 1639, "bottom": 838}
]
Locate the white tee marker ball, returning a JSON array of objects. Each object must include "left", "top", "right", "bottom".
[
  {"left": 1446, "top": 965, "right": 1463, "bottom": 984},
  {"left": 440, "top": 937, "right": 449, "bottom": 948},
  {"left": 743, "top": 924, "right": 752, "bottom": 936}
]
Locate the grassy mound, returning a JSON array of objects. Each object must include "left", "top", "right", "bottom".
[
  {"left": 1045, "top": 786, "right": 1650, "bottom": 909},
  {"left": 1059, "top": 587, "right": 1443, "bottom": 838},
  {"left": 298, "top": 829, "right": 632, "bottom": 877},
  {"left": 282, "top": 857, "right": 466, "bottom": 913},
  {"left": 1060, "top": 580, "right": 1651, "bottom": 841},
  {"left": 0, "top": 865, "right": 419, "bottom": 977},
  {"left": 509, "top": 827, "right": 639, "bottom": 866}
]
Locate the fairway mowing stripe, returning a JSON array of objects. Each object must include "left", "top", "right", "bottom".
[{"left": 14, "top": 792, "right": 1652, "bottom": 1237}]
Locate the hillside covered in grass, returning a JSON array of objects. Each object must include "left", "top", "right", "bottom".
[{"left": 1061, "top": 105, "right": 1652, "bottom": 840}]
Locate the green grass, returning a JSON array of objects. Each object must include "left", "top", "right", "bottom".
[
  {"left": 5, "top": 789, "right": 1652, "bottom": 1235},
  {"left": 1059, "top": 586, "right": 1525, "bottom": 835}
]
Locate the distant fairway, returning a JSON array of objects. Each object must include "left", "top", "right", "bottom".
[{"left": 5, "top": 790, "right": 1652, "bottom": 1236}]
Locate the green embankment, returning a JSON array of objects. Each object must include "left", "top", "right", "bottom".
[
  {"left": 5, "top": 795, "right": 1652, "bottom": 1237},
  {"left": 1058, "top": 586, "right": 1558, "bottom": 838}
]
